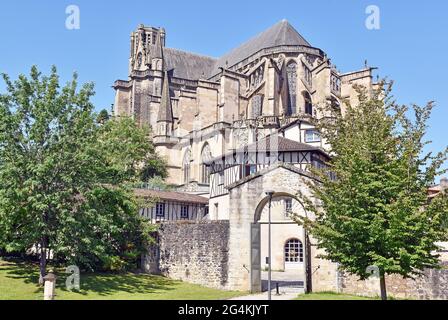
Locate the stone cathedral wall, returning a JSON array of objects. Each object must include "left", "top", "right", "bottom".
[
  {"left": 338, "top": 262, "right": 448, "bottom": 300},
  {"left": 142, "top": 221, "right": 230, "bottom": 290}
]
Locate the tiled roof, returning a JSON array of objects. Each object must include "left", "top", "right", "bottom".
[
  {"left": 243, "top": 135, "right": 318, "bottom": 153},
  {"left": 134, "top": 189, "right": 209, "bottom": 205},
  {"left": 208, "top": 135, "right": 328, "bottom": 164}
]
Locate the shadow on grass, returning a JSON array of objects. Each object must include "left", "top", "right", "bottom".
[
  {"left": 63, "top": 272, "right": 179, "bottom": 297},
  {"left": 1, "top": 257, "right": 179, "bottom": 298}
]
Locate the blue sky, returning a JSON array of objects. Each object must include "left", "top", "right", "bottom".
[{"left": 0, "top": 0, "right": 447, "bottom": 178}]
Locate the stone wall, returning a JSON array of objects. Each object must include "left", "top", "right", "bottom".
[
  {"left": 339, "top": 263, "right": 448, "bottom": 300},
  {"left": 142, "top": 220, "right": 230, "bottom": 290}
]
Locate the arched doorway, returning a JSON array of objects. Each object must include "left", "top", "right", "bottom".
[{"left": 250, "top": 192, "right": 312, "bottom": 293}]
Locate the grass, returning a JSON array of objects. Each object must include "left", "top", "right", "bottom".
[
  {"left": 0, "top": 258, "right": 245, "bottom": 300},
  {"left": 295, "top": 291, "right": 376, "bottom": 300}
]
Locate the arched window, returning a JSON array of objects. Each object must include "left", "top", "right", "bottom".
[
  {"left": 137, "top": 52, "right": 143, "bottom": 68},
  {"left": 183, "top": 149, "right": 191, "bottom": 184},
  {"left": 286, "top": 61, "right": 298, "bottom": 115},
  {"left": 251, "top": 94, "right": 263, "bottom": 119},
  {"left": 200, "top": 144, "right": 212, "bottom": 184},
  {"left": 303, "top": 91, "right": 313, "bottom": 115},
  {"left": 285, "top": 238, "right": 303, "bottom": 263}
]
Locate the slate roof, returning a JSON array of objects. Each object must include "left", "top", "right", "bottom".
[
  {"left": 209, "top": 19, "right": 311, "bottom": 76},
  {"left": 134, "top": 189, "right": 209, "bottom": 204},
  {"left": 243, "top": 135, "right": 318, "bottom": 153},
  {"left": 150, "top": 19, "right": 311, "bottom": 80},
  {"left": 163, "top": 48, "right": 216, "bottom": 80},
  {"left": 208, "top": 135, "right": 328, "bottom": 164}
]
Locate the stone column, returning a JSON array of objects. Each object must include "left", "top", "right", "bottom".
[{"left": 43, "top": 272, "right": 57, "bottom": 300}]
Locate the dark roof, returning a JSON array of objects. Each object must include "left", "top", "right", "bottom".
[
  {"left": 163, "top": 48, "right": 216, "bottom": 80},
  {"left": 209, "top": 135, "right": 327, "bottom": 163},
  {"left": 210, "top": 20, "right": 311, "bottom": 76},
  {"left": 134, "top": 189, "right": 209, "bottom": 205},
  {"left": 147, "top": 20, "right": 311, "bottom": 80},
  {"left": 242, "top": 135, "right": 320, "bottom": 153},
  {"left": 158, "top": 71, "right": 173, "bottom": 122}
]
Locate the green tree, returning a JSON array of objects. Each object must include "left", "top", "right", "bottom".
[
  {"left": 296, "top": 82, "right": 448, "bottom": 300},
  {"left": 0, "top": 66, "right": 163, "bottom": 283},
  {"left": 96, "top": 108, "right": 110, "bottom": 124}
]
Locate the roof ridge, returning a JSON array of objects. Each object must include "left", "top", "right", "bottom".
[{"left": 164, "top": 47, "right": 217, "bottom": 61}]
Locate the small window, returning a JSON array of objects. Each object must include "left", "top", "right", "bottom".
[
  {"left": 180, "top": 205, "right": 189, "bottom": 219},
  {"left": 284, "top": 198, "right": 293, "bottom": 216},
  {"left": 305, "top": 130, "right": 321, "bottom": 143},
  {"left": 285, "top": 239, "right": 303, "bottom": 263},
  {"left": 156, "top": 202, "right": 165, "bottom": 217}
]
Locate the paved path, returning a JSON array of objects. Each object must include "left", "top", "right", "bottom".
[
  {"left": 228, "top": 291, "right": 299, "bottom": 300},
  {"left": 228, "top": 271, "right": 304, "bottom": 300}
]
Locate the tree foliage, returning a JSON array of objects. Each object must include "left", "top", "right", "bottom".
[
  {"left": 296, "top": 82, "right": 448, "bottom": 299},
  {"left": 0, "top": 66, "right": 165, "bottom": 280}
]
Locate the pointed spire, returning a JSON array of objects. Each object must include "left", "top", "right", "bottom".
[{"left": 157, "top": 71, "right": 173, "bottom": 123}]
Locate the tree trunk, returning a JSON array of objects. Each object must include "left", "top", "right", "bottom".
[
  {"left": 38, "top": 238, "right": 47, "bottom": 286},
  {"left": 379, "top": 273, "right": 387, "bottom": 300}
]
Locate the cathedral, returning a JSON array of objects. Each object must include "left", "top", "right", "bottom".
[{"left": 113, "top": 20, "right": 379, "bottom": 294}]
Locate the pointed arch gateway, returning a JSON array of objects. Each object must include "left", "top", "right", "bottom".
[{"left": 250, "top": 192, "right": 312, "bottom": 293}]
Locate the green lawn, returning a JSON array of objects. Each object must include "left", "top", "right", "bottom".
[
  {"left": 295, "top": 292, "right": 376, "bottom": 300},
  {"left": 0, "top": 258, "right": 244, "bottom": 300}
]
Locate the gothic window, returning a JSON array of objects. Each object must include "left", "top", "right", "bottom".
[
  {"left": 183, "top": 149, "right": 191, "bottom": 184},
  {"left": 137, "top": 52, "right": 143, "bottom": 68},
  {"left": 303, "top": 91, "right": 313, "bottom": 115},
  {"left": 200, "top": 144, "right": 212, "bottom": 184},
  {"left": 303, "top": 63, "right": 312, "bottom": 86},
  {"left": 251, "top": 94, "right": 263, "bottom": 119},
  {"left": 286, "top": 61, "right": 298, "bottom": 115},
  {"left": 285, "top": 238, "right": 303, "bottom": 263},
  {"left": 331, "top": 74, "right": 341, "bottom": 94}
]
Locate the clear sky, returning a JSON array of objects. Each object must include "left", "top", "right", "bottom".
[{"left": 0, "top": 0, "right": 447, "bottom": 178}]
